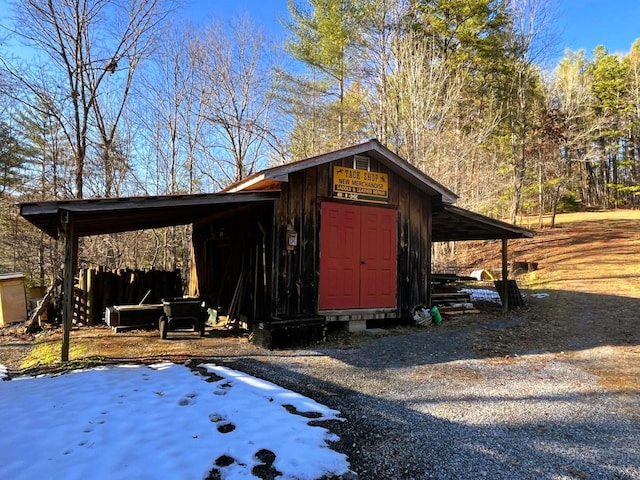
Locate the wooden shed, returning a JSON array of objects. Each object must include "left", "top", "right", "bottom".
[
  {"left": 19, "top": 139, "right": 532, "bottom": 356},
  {"left": 190, "top": 139, "right": 531, "bottom": 332},
  {"left": 0, "top": 273, "right": 28, "bottom": 326}
]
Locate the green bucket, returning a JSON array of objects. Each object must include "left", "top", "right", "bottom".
[{"left": 430, "top": 306, "right": 442, "bottom": 324}]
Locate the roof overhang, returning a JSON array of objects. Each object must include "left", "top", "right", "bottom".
[
  {"left": 19, "top": 191, "right": 279, "bottom": 239},
  {"left": 432, "top": 204, "right": 533, "bottom": 242},
  {"left": 224, "top": 139, "right": 459, "bottom": 204}
]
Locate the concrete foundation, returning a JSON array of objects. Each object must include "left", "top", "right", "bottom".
[{"left": 348, "top": 319, "right": 367, "bottom": 333}]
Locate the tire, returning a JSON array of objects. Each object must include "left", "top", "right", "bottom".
[{"left": 159, "top": 316, "right": 168, "bottom": 339}]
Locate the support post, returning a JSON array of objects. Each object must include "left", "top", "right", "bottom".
[
  {"left": 501, "top": 237, "right": 509, "bottom": 314},
  {"left": 61, "top": 212, "right": 78, "bottom": 362},
  {"left": 426, "top": 204, "right": 433, "bottom": 308}
]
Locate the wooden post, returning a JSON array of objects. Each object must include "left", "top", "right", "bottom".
[
  {"left": 61, "top": 212, "right": 78, "bottom": 362},
  {"left": 87, "top": 268, "right": 95, "bottom": 324},
  {"left": 501, "top": 237, "right": 509, "bottom": 314},
  {"left": 426, "top": 199, "right": 433, "bottom": 309}
]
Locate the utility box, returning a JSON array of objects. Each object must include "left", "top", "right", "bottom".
[
  {"left": 252, "top": 315, "right": 326, "bottom": 350},
  {"left": 105, "top": 304, "right": 163, "bottom": 332},
  {"left": 0, "top": 273, "right": 28, "bottom": 326}
]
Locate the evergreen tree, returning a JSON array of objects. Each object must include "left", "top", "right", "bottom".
[
  {"left": 0, "top": 121, "right": 30, "bottom": 196},
  {"left": 588, "top": 46, "right": 631, "bottom": 207},
  {"left": 283, "top": 0, "right": 367, "bottom": 155},
  {"left": 623, "top": 40, "right": 640, "bottom": 202}
]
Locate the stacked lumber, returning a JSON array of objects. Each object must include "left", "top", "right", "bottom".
[{"left": 432, "top": 293, "right": 480, "bottom": 316}]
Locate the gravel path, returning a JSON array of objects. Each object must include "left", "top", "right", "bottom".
[
  {"left": 212, "top": 323, "right": 640, "bottom": 480},
  {"left": 3, "top": 307, "right": 637, "bottom": 479}
]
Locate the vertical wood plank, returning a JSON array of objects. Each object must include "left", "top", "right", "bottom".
[
  {"left": 273, "top": 191, "right": 287, "bottom": 316},
  {"left": 86, "top": 268, "right": 95, "bottom": 325},
  {"left": 424, "top": 196, "right": 433, "bottom": 309},
  {"left": 397, "top": 184, "right": 410, "bottom": 316},
  {"left": 408, "top": 187, "right": 422, "bottom": 312},
  {"left": 386, "top": 166, "right": 399, "bottom": 207},
  {"left": 419, "top": 194, "right": 429, "bottom": 305},
  {"left": 302, "top": 168, "right": 318, "bottom": 313},
  {"left": 78, "top": 268, "right": 87, "bottom": 324},
  {"left": 502, "top": 237, "right": 509, "bottom": 313},
  {"left": 316, "top": 162, "right": 330, "bottom": 198},
  {"left": 287, "top": 172, "right": 303, "bottom": 315},
  {"left": 61, "top": 215, "right": 77, "bottom": 361}
]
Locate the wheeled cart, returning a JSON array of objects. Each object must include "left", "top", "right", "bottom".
[{"left": 159, "top": 297, "right": 207, "bottom": 339}]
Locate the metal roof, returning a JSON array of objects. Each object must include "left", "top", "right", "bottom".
[
  {"left": 432, "top": 204, "right": 533, "bottom": 241},
  {"left": 19, "top": 191, "right": 279, "bottom": 239},
  {"left": 224, "top": 139, "right": 459, "bottom": 204}
]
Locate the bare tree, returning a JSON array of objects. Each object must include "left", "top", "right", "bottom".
[
  {"left": 135, "top": 19, "right": 208, "bottom": 195},
  {"left": 132, "top": 19, "right": 210, "bottom": 273},
  {"left": 505, "top": 0, "right": 560, "bottom": 222},
  {"left": 6, "top": 0, "right": 173, "bottom": 198},
  {"left": 195, "top": 16, "right": 283, "bottom": 186},
  {"left": 377, "top": 29, "right": 503, "bottom": 213},
  {"left": 540, "top": 50, "right": 604, "bottom": 224},
  {"left": 356, "top": 0, "right": 408, "bottom": 145},
  {"left": 386, "top": 32, "right": 466, "bottom": 168}
]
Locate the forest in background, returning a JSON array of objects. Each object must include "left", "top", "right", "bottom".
[{"left": 1, "top": 0, "right": 639, "bottom": 291}]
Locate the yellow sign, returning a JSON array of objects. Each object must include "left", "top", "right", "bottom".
[{"left": 333, "top": 166, "right": 389, "bottom": 203}]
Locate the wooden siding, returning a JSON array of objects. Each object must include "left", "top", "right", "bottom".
[
  {"left": 190, "top": 155, "right": 434, "bottom": 322},
  {"left": 272, "top": 157, "right": 432, "bottom": 320},
  {"left": 192, "top": 204, "right": 273, "bottom": 322}
]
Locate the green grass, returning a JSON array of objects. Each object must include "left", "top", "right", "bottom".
[{"left": 20, "top": 336, "right": 87, "bottom": 370}]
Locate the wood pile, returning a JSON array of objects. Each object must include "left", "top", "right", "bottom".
[
  {"left": 73, "top": 267, "right": 182, "bottom": 326},
  {"left": 431, "top": 276, "right": 481, "bottom": 317}
]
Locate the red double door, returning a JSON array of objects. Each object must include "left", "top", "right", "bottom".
[{"left": 319, "top": 202, "right": 397, "bottom": 310}]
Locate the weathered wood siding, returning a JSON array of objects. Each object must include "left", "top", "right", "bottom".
[
  {"left": 191, "top": 204, "right": 273, "bottom": 321},
  {"left": 272, "top": 157, "right": 432, "bottom": 320},
  {"left": 396, "top": 186, "right": 432, "bottom": 316},
  {"left": 272, "top": 167, "right": 320, "bottom": 316},
  {"left": 73, "top": 267, "right": 182, "bottom": 325}
]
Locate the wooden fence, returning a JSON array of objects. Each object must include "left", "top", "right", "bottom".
[{"left": 73, "top": 267, "right": 182, "bottom": 325}]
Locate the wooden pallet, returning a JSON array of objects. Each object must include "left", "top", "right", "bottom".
[
  {"left": 440, "top": 309, "right": 481, "bottom": 316},
  {"left": 432, "top": 292, "right": 471, "bottom": 303}
]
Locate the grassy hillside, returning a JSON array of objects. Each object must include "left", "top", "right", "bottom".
[{"left": 454, "top": 209, "right": 640, "bottom": 299}]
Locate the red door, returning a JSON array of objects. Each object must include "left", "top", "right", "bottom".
[
  {"left": 360, "top": 207, "right": 397, "bottom": 308},
  {"left": 319, "top": 202, "right": 397, "bottom": 310}
]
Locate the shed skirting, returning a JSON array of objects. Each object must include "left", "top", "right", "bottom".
[{"left": 318, "top": 308, "right": 397, "bottom": 322}]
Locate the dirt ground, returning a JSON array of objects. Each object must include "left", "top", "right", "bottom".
[
  {"left": 459, "top": 209, "right": 640, "bottom": 393},
  {"left": 1, "top": 210, "right": 639, "bottom": 393}
]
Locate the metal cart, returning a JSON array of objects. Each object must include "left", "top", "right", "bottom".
[{"left": 159, "top": 297, "right": 207, "bottom": 339}]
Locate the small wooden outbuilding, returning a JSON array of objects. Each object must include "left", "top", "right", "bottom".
[
  {"left": 192, "top": 139, "right": 532, "bottom": 331},
  {"left": 0, "top": 273, "right": 28, "bottom": 326},
  {"left": 19, "top": 139, "right": 532, "bottom": 357}
]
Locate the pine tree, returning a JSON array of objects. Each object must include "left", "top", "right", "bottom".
[{"left": 283, "top": 0, "right": 367, "bottom": 155}]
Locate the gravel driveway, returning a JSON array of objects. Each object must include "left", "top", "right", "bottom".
[
  {"left": 3, "top": 301, "right": 638, "bottom": 479},
  {"left": 212, "top": 317, "right": 640, "bottom": 480}
]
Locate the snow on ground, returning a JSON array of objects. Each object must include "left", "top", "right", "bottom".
[{"left": 0, "top": 362, "right": 350, "bottom": 480}]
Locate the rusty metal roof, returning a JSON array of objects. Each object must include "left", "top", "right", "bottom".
[
  {"left": 20, "top": 190, "right": 531, "bottom": 243},
  {"left": 432, "top": 204, "right": 533, "bottom": 241},
  {"left": 19, "top": 191, "right": 279, "bottom": 239},
  {"left": 19, "top": 138, "right": 531, "bottom": 243},
  {"left": 224, "top": 139, "right": 459, "bottom": 204}
]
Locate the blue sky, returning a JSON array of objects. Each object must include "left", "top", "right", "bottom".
[
  {"left": 558, "top": 0, "right": 640, "bottom": 54},
  {"left": 189, "top": 0, "right": 640, "bottom": 58},
  {"left": 1, "top": 1, "right": 638, "bottom": 61}
]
